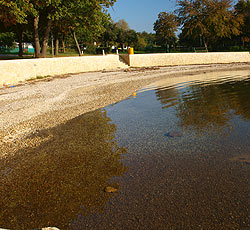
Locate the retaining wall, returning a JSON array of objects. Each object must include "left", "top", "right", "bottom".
[
  {"left": 1, "top": 52, "right": 250, "bottom": 86},
  {"left": 0, "top": 55, "right": 127, "bottom": 86},
  {"left": 129, "top": 52, "right": 250, "bottom": 67}
]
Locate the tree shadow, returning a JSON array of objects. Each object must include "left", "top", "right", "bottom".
[{"left": 0, "top": 109, "right": 127, "bottom": 229}]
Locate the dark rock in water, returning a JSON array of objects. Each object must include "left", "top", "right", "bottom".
[
  {"left": 104, "top": 186, "right": 118, "bottom": 193},
  {"left": 165, "top": 131, "right": 183, "bottom": 138}
]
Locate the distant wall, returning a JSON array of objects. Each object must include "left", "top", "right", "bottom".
[
  {"left": 129, "top": 52, "right": 250, "bottom": 67},
  {"left": 0, "top": 55, "right": 127, "bottom": 86}
]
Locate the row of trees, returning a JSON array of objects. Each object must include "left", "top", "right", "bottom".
[
  {"left": 1, "top": 0, "right": 249, "bottom": 56},
  {"left": 154, "top": 0, "right": 250, "bottom": 51},
  {"left": 100, "top": 19, "right": 156, "bottom": 51},
  {"left": 0, "top": 0, "right": 116, "bottom": 57}
]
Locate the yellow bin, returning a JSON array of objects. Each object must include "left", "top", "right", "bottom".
[{"left": 129, "top": 47, "right": 134, "bottom": 55}]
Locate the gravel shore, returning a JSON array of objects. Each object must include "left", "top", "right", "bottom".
[{"left": 1, "top": 63, "right": 250, "bottom": 156}]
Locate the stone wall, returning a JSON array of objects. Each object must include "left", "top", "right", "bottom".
[
  {"left": 1, "top": 52, "right": 250, "bottom": 86},
  {"left": 0, "top": 55, "right": 127, "bottom": 86},
  {"left": 129, "top": 52, "right": 250, "bottom": 67}
]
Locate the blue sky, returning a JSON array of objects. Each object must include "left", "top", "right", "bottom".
[{"left": 108, "top": 0, "right": 177, "bottom": 33}]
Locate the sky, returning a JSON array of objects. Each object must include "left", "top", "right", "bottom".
[{"left": 108, "top": 0, "right": 178, "bottom": 33}]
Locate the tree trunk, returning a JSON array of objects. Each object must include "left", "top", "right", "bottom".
[
  {"left": 55, "top": 32, "right": 59, "bottom": 56},
  {"left": 71, "top": 29, "right": 82, "bottom": 56},
  {"left": 17, "top": 27, "right": 23, "bottom": 57},
  {"left": 41, "top": 19, "right": 52, "bottom": 57},
  {"left": 33, "top": 16, "right": 40, "bottom": 58},
  {"left": 242, "top": 37, "right": 245, "bottom": 48},
  {"left": 62, "top": 37, "right": 65, "bottom": 53},
  {"left": 203, "top": 35, "right": 208, "bottom": 50},
  {"left": 51, "top": 34, "right": 54, "bottom": 57}
]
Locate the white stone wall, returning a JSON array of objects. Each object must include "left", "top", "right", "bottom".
[
  {"left": 129, "top": 52, "right": 250, "bottom": 67},
  {"left": 1, "top": 52, "right": 250, "bottom": 86},
  {"left": 0, "top": 55, "right": 127, "bottom": 86}
]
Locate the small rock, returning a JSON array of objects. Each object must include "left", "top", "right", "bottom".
[
  {"left": 164, "top": 131, "right": 183, "bottom": 138},
  {"left": 104, "top": 186, "right": 118, "bottom": 193}
]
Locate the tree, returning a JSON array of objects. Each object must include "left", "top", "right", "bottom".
[
  {"left": 101, "top": 22, "right": 118, "bottom": 47},
  {"left": 126, "top": 29, "right": 138, "bottom": 47},
  {"left": 0, "top": 0, "right": 29, "bottom": 26},
  {"left": 0, "top": 32, "right": 15, "bottom": 47},
  {"left": 56, "top": 0, "right": 115, "bottom": 56},
  {"left": 0, "top": 0, "right": 32, "bottom": 56},
  {"left": 136, "top": 36, "right": 147, "bottom": 50},
  {"left": 153, "top": 12, "right": 179, "bottom": 49},
  {"left": 0, "top": 0, "right": 117, "bottom": 57},
  {"left": 176, "top": 0, "right": 242, "bottom": 49},
  {"left": 235, "top": 0, "right": 250, "bottom": 47},
  {"left": 115, "top": 19, "right": 130, "bottom": 31}
]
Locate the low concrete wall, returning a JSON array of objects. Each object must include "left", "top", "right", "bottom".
[
  {"left": 129, "top": 52, "right": 250, "bottom": 67},
  {"left": 0, "top": 55, "right": 127, "bottom": 86},
  {"left": 1, "top": 52, "right": 250, "bottom": 86}
]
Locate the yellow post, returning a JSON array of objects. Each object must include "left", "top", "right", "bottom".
[{"left": 129, "top": 47, "right": 134, "bottom": 55}]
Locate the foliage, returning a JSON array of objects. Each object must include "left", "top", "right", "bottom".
[
  {"left": 136, "top": 36, "right": 147, "bottom": 50},
  {"left": 0, "top": 32, "right": 15, "bottom": 47},
  {"left": 96, "top": 46, "right": 112, "bottom": 54},
  {"left": 115, "top": 19, "right": 130, "bottom": 31},
  {"left": 153, "top": 12, "right": 179, "bottom": 47},
  {"left": 0, "top": 0, "right": 117, "bottom": 57},
  {"left": 176, "top": 0, "right": 243, "bottom": 48},
  {"left": 235, "top": 0, "right": 250, "bottom": 45},
  {"left": 99, "top": 19, "right": 139, "bottom": 49}
]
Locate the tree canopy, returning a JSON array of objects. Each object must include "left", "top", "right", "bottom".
[
  {"left": 176, "top": 0, "right": 242, "bottom": 48},
  {"left": 154, "top": 12, "right": 179, "bottom": 48},
  {"left": 0, "top": 0, "right": 116, "bottom": 57}
]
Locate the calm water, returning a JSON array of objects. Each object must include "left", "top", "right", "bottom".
[{"left": 1, "top": 71, "right": 250, "bottom": 229}]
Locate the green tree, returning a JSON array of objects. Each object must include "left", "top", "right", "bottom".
[
  {"left": 136, "top": 35, "right": 147, "bottom": 50},
  {"left": 0, "top": 0, "right": 32, "bottom": 56},
  {"left": 115, "top": 19, "right": 130, "bottom": 49},
  {"left": 0, "top": 32, "right": 15, "bottom": 47},
  {"left": 153, "top": 12, "right": 179, "bottom": 49},
  {"left": 57, "top": 0, "right": 114, "bottom": 56},
  {"left": 126, "top": 29, "right": 138, "bottom": 47},
  {"left": 115, "top": 19, "right": 130, "bottom": 31},
  {"left": 235, "top": 0, "right": 250, "bottom": 47},
  {"left": 101, "top": 21, "right": 118, "bottom": 47},
  {"left": 0, "top": 0, "right": 116, "bottom": 57},
  {"left": 176, "top": 0, "right": 242, "bottom": 49}
]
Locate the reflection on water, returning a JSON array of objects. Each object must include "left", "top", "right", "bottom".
[
  {"left": 0, "top": 110, "right": 127, "bottom": 229},
  {"left": 156, "top": 73, "right": 250, "bottom": 133}
]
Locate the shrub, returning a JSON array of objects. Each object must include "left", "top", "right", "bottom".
[{"left": 96, "top": 47, "right": 112, "bottom": 54}]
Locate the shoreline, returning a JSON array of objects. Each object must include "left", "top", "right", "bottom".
[{"left": 1, "top": 63, "right": 250, "bottom": 155}]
